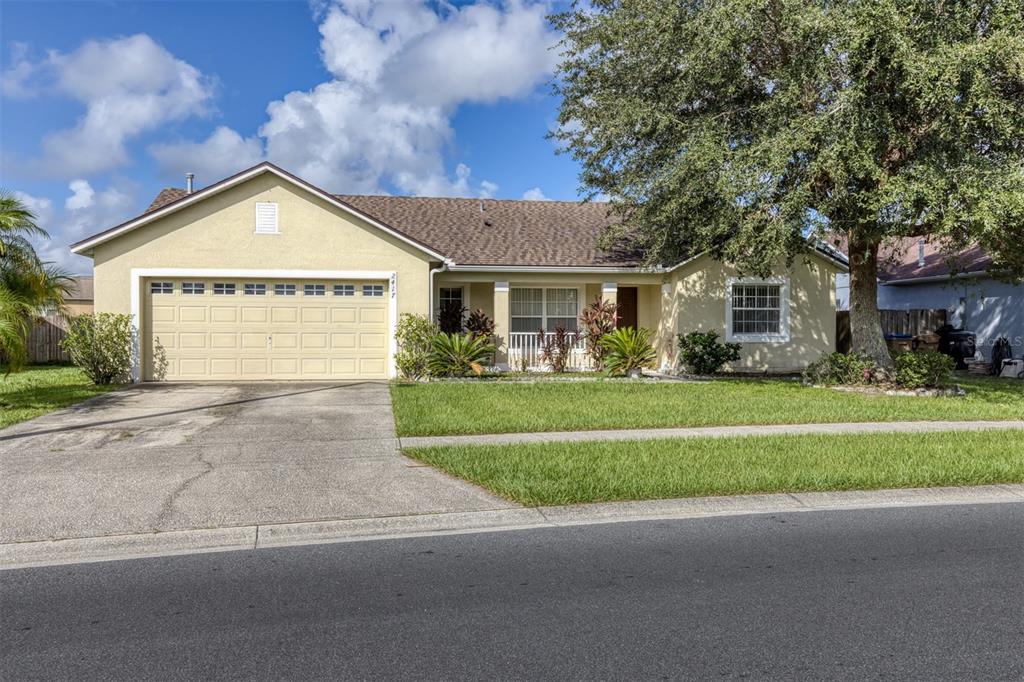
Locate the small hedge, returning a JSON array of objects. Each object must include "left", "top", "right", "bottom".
[
  {"left": 677, "top": 330, "right": 741, "bottom": 375},
  {"left": 804, "top": 350, "right": 955, "bottom": 390},
  {"left": 893, "top": 350, "right": 956, "bottom": 389}
]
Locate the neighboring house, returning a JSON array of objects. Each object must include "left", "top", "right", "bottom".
[
  {"left": 70, "top": 162, "right": 846, "bottom": 381},
  {"left": 879, "top": 240, "right": 1022, "bottom": 360},
  {"left": 836, "top": 239, "right": 1023, "bottom": 360},
  {"left": 63, "top": 275, "right": 95, "bottom": 316}
]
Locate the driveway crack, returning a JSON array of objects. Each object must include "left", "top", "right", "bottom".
[{"left": 155, "top": 448, "right": 214, "bottom": 525}]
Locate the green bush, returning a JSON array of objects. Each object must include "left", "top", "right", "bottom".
[
  {"left": 894, "top": 350, "right": 955, "bottom": 389},
  {"left": 429, "top": 332, "right": 496, "bottom": 377},
  {"left": 803, "top": 352, "right": 877, "bottom": 386},
  {"left": 677, "top": 330, "right": 741, "bottom": 375},
  {"left": 601, "top": 326, "right": 657, "bottom": 376},
  {"left": 395, "top": 314, "right": 439, "bottom": 380},
  {"left": 60, "top": 313, "right": 133, "bottom": 385}
]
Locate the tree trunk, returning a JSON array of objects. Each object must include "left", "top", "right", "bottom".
[{"left": 847, "top": 234, "right": 892, "bottom": 367}]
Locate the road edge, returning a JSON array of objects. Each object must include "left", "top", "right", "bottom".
[{"left": 3, "top": 484, "right": 1022, "bottom": 570}]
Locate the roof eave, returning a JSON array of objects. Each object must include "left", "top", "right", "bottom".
[{"left": 70, "top": 162, "right": 449, "bottom": 262}]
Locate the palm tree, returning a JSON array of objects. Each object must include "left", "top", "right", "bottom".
[{"left": 0, "top": 191, "right": 72, "bottom": 372}]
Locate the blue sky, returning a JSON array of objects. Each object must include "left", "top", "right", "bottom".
[{"left": 0, "top": 0, "right": 580, "bottom": 272}]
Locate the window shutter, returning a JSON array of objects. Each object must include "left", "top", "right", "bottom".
[{"left": 255, "top": 202, "right": 279, "bottom": 233}]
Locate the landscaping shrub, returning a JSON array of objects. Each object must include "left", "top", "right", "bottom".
[
  {"left": 60, "top": 313, "right": 133, "bottom": 385},
  {"left": 803, "top": 352, "right": 878, "bottom": 386},
  {"left": 676, "top": 330, "right": 741, "bottom": 375},
  {"left": 429, "top": 332, "right": 496, "bottom": 377},
  {"left": 395, "top": 314, "right": 439, "bottom": 380},
  {"left": 601, "top": 326, "right": 657, "bottom": 376},
  {"left": 465, "top": 308, "right": 495, "bottom": 340},
  {"left": 894, "top": 350, "right": 955, "bottom": 389},
  {"left": 437, "top": 300, "right": 466, "bottom": 334},
  {"left": 579, "top": 295, "right": 619, "bottom": 370},
  {"left": 537, "top": 326, "right": 579, "bottom": 373}
]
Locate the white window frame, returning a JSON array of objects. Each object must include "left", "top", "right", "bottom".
[
  {"left": 181, "top": 282, "right": 205, "bottom": 295},
  {"left": 213, "top": 282, "right": 236, "bottom": 296},
  {"left": 150, "top": 281, "right": 173, "bottom": 295},
  {"left": 274, "top": 283, "right": 297, "bottom": 296},
  {"left": 333, "top": 284, "right": 355, "bottom": 296},
  {"left": 254, "top": 202, "right": 279, "bottom": 234},
  {"left": 510, "top": 286, "right": 583, "bottom": 333},
  {"left": 363, "top": 284, "right": 385, "bottom": 297},
  {"left": 725, "top": 276, "right": 790, "bottom": 343},
  {"left": 244, "top": 283, "right": 267, "bottom": 296},
  {"left": 304, "top": 283, "right": 326, "bottom": 296}
]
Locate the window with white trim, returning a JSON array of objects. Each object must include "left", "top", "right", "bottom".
[
  {"left": 726, "top": 278, "right": 789, "bottom": 342},
  {"left": 304, "top": 283, "right": 326, "bottom": 296},
  {"left": 182, "top": 282, "right": 205, "bottom": 295},
  {"left": 510, "top": 287, "right": 579, "bottom": 333},
  {"left": 334, "top": 284, "right": 355, "bottom": 296},
  {"left": 363, "top": 284, "right": 384, "bottom": 297},
  {"left": 439, "top": 287, "right": 464, "bottom": 310},
  {"left": 213, "top": 283, "right": 236, "bottom": 295},
  {"left": 255, "top": 202, "right": 279, "bottom": 234},
  {"left": 150, "top": 282, "right": 172, "bottom": 294},
  {"left": 274, "top": 283, "right": 296, "bottom": 296},
  {"left": 244, "top": 283, "right": 266, "bottom": 296}
]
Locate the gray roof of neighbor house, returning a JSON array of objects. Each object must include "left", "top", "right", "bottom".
[
  {"left": 66, "top": 275, "right": 94, "bottom": 301},
  {"left": 144, "top": 186, "right": 634, "bottom": 268}
]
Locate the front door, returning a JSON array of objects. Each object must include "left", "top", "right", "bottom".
[{"left": 618, "top": 287, "right": 638, "bottom": 328}]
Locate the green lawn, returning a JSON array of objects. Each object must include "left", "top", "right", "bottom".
[
  {"left": 405, "top": 429, "right": 1024, "bottom": 506},
  {"left": 0, "top": 366, "right": 120, "bottom": 429},
  {"left": 390, "top": 374, "right": 1024, "bottom": 437}
]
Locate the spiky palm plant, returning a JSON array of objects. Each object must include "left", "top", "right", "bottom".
[
  {"left": 600, "top": 326, "right": 657, "bottom": 377},
  {"left": 0, "top": 191, "right": 72, "bottom": 372},
  {"left": 429, "top": 333, "right": 496, "bottom": 377}
]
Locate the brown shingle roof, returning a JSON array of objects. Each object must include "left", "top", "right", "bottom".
[
  {"left": 145, "top": 186, "right": 635, "bottom": 267},
  {"left": 830, "top": 236, "right": 992, "bottom": 281}
]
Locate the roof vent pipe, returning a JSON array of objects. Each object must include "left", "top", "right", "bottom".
[
  {"left": 186, "top": 173, "right": 195, "bottom": 194},
  {"left": 917, "top": 238, "right": 926, "bottom": 267}
]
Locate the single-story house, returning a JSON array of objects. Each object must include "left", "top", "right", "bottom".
[
  {"left": 70, "top": 162, "right": 846, "bottom": 381},
  {"left": 836, "top": 239, "right": 1023, "bottom": 360}
]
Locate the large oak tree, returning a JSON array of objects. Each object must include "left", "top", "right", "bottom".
[{"left": 552, "top": 0, "right": 1024, "bottom": 365}]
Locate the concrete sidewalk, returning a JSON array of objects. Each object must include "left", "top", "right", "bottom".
[
  {"left": 3, "top": 484, "right": 1022, "bottom": 570},
  {"left": 399, "top": 419, "right": 1024, "bottom": 448}
]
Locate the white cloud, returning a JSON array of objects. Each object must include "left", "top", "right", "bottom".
[
  {"left": 13, "top": 182, "right": 135, "bottom": 272},
  {"left": 65, "top": 179, "right": 95, "bottom": 210},
  {"left": 5, "top": 34, "right": 214, "bottom": 176},
  {"left": 522, "top": 186, "right": 549, "bottom": 201},
  {"left": 149, "top": 127, "right": 264, "bottom": 185},
  {"left": 152, "top": 1, "right": 557, "bottom": 196}
]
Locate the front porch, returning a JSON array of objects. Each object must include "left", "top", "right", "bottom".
[{"left": 433, "top": 273, "right": 670, "bottom": 371}]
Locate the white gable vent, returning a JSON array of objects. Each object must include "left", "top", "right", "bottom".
[{"left": 255, "top": 202, "right": 279, "bottom": 234}]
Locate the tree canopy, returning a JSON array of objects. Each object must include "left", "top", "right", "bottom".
[{"left": 552, "top": 0, "right": 1024, "bottom": 363}]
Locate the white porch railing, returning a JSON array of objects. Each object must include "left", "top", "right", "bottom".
[{"left": 507, "top": 331, "right": 594, "bottom": 372}]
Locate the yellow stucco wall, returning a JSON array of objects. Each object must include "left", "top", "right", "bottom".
[
  {"left": 91, "top": 173, "right": 435, "bottom": 320},
  {"left": 85, "top": 169, "right": 839, "bottom": 376},
  {"left": 667, "top": 254, "right": 839, "bottom": 372}
]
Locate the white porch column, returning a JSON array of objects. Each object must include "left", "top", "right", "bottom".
[
  {"left": 602, "top": 281, "right": 619, "bottom": 325},
  {"left": 493, "top": 281, "right": 510, "bottom": 370}
]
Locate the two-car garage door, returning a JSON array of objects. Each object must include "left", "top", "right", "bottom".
[{"left": 142, "top": 278, "right": 389, "bottom": 381}]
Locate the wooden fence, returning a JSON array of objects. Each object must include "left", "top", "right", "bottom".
[
  {"left": 836, "top": 308, "right": 947, "bottom": 354},
  {"left": 26, "top": 316, "right": 71, "bottom": 364}
]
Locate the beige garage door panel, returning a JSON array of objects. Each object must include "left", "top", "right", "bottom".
[{"left": 143, "top": 278, "right": 389, "bottom": 381}]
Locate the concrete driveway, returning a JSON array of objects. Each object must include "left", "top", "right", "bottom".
[{"left": 0, "top": 383, "right": 515, "bottom": 544}]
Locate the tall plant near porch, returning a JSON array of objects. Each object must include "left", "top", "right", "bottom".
[
  {"left": 552, "top": 0, "right": 1024, "bottom": 367},
  {"left": 579, "top": 294, "right": 619, "bottom": 370}
]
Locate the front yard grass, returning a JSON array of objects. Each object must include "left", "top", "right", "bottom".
[
  {"left": 0, "top": 365, "right": 119, "bottom": 429},
  {"left": 405, "top": 429, "right": 1024, "bottom": 506},
  {"left": 390, "top": 374, "right": 1024, "bottom": 437}
]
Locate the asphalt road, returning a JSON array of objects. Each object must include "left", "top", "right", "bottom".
[{"left": 3, "top": 504, "right": 1022, "bottom": 680}]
